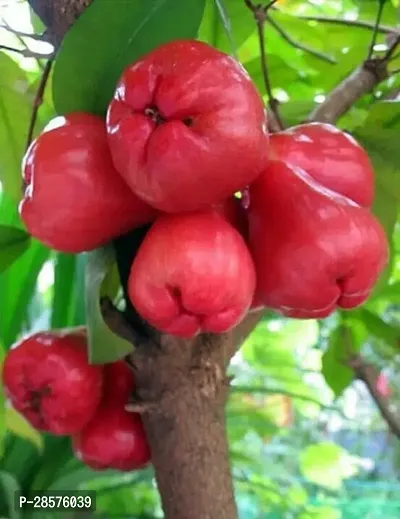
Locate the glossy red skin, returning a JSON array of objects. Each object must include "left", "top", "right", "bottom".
[
  {"left": 269, "top": 123, "right": 374, "bottom": 207},
  {"left": 248, "top": 160, "right": 388, "bottom": 319},
  {"left": 128, "top": 210, "right": 256, "bottom": 338},
  {"left": 215, "top": 197, "right": 262, "bottom": 312},
  {"left": 2, "top": 328, "right": 103, "bottom": 435},
  {"left": 214, "top": 196, "right": 248, "bottom": 240},
  {"left": 102, "top": 360, "right": 134, "bottom": 404},
  {"left": 72, "top": 404, "right": 150, "bottom": 471},
  {"left": 106, "top": 40, "right": 269, "bottom": 213},
  {"left": 20, "top": 113, "right": 158, "bottom": 253}
]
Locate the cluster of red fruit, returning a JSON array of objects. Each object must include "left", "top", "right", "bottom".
[
  {"left": 1, "top": 328, "right": 150, "bottom": 471},
  {"left": 20, "top": 40, "right": 388, "bottom": 337}
]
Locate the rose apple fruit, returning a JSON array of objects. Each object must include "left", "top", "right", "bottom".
[
  {"left": 72, "top": 404, "right": 150, "bottom": 471},
  {"left": 106, "top": 40, "right": 268, "bottom": 212},
  {"left": 128, "top": 210, "right": 256, "bottom": 337},
  {"left": 269, "top": 122, "right": 374, "bottom": 207},
  {"left": 248, "top": 160, "right": 388, "bottom": 318},
  {"left": 102, "top": 360, "right": 134, "bottom": 404},
  {"left": 2, "top": 328, "right": 103, "bottom": 434},
  {"left": 20, "top": 113, "right": 158, "bottom": 253}
]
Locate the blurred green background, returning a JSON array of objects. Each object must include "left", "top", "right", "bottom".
[{"left": 0, "top": 0, "right": 399, "bottom": 517}]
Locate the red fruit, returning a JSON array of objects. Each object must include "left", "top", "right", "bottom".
[
  {"left": 106, "top": 40, "right": 268, "bottom": 213},
  {"left": 103, "top": 360, "right": 134, "bottom": 404},
  {"left": 215, "top": 197, "right": 263, "bottom": 311},
  {"left": 269, "top": 123, "right": 374, "bottom": 207},
  {"left": 128, "top": 210, "right": 256, "bottom": 337},
  {"left": 2, "top": 328, "right": 103, "bottom": 435},
  {"left": 248, "top": 161, "right": 388, "bottom": 319},
  {"left": 214, "top": 196, "right": 248, "bottom": 239},
  {"left": 72, "top": 405, "right": 150, "bottom": 471},
  {"left": 20, "top": 113, "right": 158, "bottom": 253}
]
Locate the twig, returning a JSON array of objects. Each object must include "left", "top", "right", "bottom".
[
  {"left": 231, "top": 384, "right": 344, "bottom": 413},
  {"left": 25, "top": 58, "right": 53, "bottom": 152},
  {"left": 367, "top": 0, "right": 387, "bottom": 60},
  {"left": 347, "top": 354, "right": 400, "bottom": 439},
  {"left": 0, "top": 43, "right": 52, "bottom": 59},
  {"left": 296, "top": 15, "right": 399, "bottom": 36},
  {"left": 244, "top": 1, "right": 284, "bottom": 130},
  {"left": 0, "top": 22, "right": 47, "bottom": 41},
  {"left": 383, "top": 35, "right": 400, "bottom": 61},
  {"left": 267, "top": 15, "right": 336, "bottom": 64},
  {"left": 100, "top": 296, "right": 142, "bottom": 346}
]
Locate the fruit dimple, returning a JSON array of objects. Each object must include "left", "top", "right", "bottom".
[
  {"left": 167, "top": 284, "right": 197, "bottom": 319},
  {"left": 144, "top": 105, "right": 166, "bottom": 126}
]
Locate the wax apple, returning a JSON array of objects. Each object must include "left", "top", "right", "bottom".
[
  {"left": 106, "top": 40, "right": 268, "bottom": 212},
  {"left": 248, "top": 160, "right": 388, "bottom": 318},
  {"left": 72, "top": 404, "right": 150, "bottom": 471},
  {"left": 2, "top": 328, "right": 103, "bottom": 434},
  {"left": 269, "top": 122, "right": 374, "bottom": 207},
  {"left": 20, "top": 113, "right": 158, "bottom": 253},
  {"left": 128, "top": 210, "right": 256, "bottom": 337}
]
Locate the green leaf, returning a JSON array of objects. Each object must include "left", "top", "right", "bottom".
[
  {"left": 198, "top": 0, "right": 253, "bottom": 54},
  {"left": 298, "top": 506, "right": 342, "bottom": 519},
  {"left": 363, "top": 100, "right": 400, "bottom": 130},
  {"left": 322, "top": 325, "right": 356, "bottom": 397},
  {"left": 353, "top": 126, "right": 400, "bottom": 290},
  {"left": 299, "top": 442, "right": 360, "bottom": 491},
  {"left": 0, "top": 54, "right": 31, "bottom": 201},
  {"left": 51, "top": 253, "right": 77, "bottom": 328},
  {"left": 375, "top": 281, "right": 400, "bottom": 302},
  {"left": 0, "top": 240, "right": 50, "bottom": 347},
  {"left": 5, "top": 406, "right": 43, "bottom": 453},
  {"left": 53, "top": 0, "right": 206, "bottom": 115},
  {"left": 354, "top": 308, "right": 400, "bottom": 349},
  {"left": 85, "top": 247, "right": 133, "bottom": 364},
  {"left": 0, "top": 471, "right": 22, "bottom": 519},
  {"left": 0, "top": 226, "right": 30, "bottom": 274}
]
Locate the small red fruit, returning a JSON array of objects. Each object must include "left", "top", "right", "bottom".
[
  {"left": 102, "top": 360, "right": 134, "bottom": 404},
  {"left": 248, "top": 161, "right": 388, "bottom": 318},
  {"left": 72, "top": 405, "right": 150, "bottom": 471},
  {"left": 128, "top": 210, "right": 256, "bottom": 337},
  {"left": 269, "top": 123, "right": 374, "bottom": 207},
  {"left": 214, "top": 196, "right": 248, "bottom": 240},
  {"left": 2, "top": 328, "right": 103, "bottom": 435},
  {"left": 20, "top": 113, "right": 158, "bottom": 253},
  {"left": 106, "top": 40, "right": 268, "bottom": 212}
]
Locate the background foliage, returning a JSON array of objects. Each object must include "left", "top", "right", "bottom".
[{"left": 0, "top": 0, "right": 399, "bottom": 517}]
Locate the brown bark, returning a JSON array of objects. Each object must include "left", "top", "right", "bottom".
[
  {"left": 131, "top": 334, "right": 238, "bottom": 519},
  {"left": 308, "top": 60, "right": 389, "bottom": 123},
  {"left": 28, "top": 0, "right": 93, "bottom": 44}
]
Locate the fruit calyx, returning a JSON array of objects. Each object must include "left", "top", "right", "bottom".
[{"left": 142, "top": 105, "right": 193, "bottom": 128}]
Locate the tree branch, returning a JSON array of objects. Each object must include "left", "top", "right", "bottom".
[
  {"left": 383, "top": 34, "right": 400, "bottom": 61},
  {"left": 308, "top": 59, "right": 389, "bottom": 123},
  {"left": 267, "top": 15, "right": 336, "bottom": 64},
  {"left": 296, "top": 14, "right": 399, "bottom": 36},
  {"left": 0, "top": 43, "right": 52, "bottom": 59},
  {"left": 27, "top": 0, "right": 94, "bottom": 45},
  {"left": 0, "top": 22, "right": 48, "bottom": 41},
  {"left": 244, "top": 1, "right": 284, "bottom": 130},
  {"left": 347, "top": 354, "right": 400, "bottom": 439},
  {"left": 25, "top": 58, "right": 53, "bottom": 152},
  {"left": 367, "top": 0, "right": 387, "bottom": 60}
]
